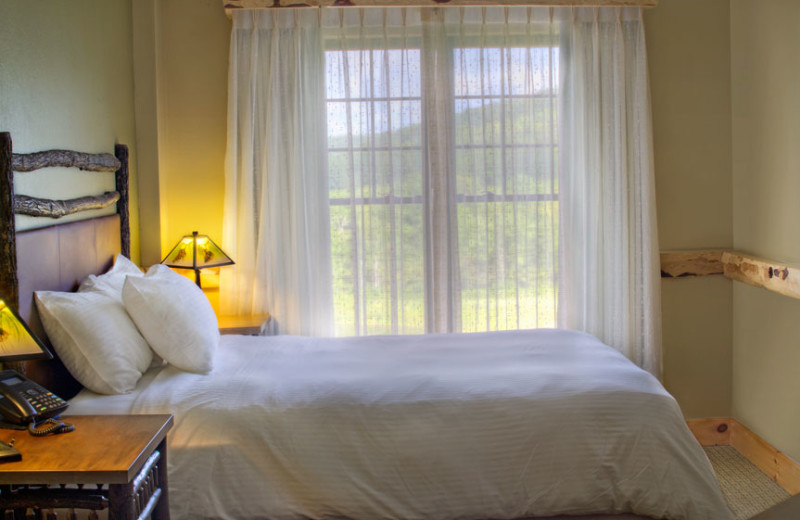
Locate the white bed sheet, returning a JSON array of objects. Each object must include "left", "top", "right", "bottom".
[
  {"left": 68, "top": 363, "right": 164, "bottom": 414},
  {"left": 69, "top": 329, "right": 732, "bottom": 520}
]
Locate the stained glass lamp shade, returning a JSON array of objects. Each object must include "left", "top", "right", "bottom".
[
  {"left": 161, "top": 231, "right": 235, "bottom": 288},
  {"left": 0, "top": 297, "right": 52, "bottom": 363}
]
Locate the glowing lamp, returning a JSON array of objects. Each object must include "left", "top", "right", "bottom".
[
  {"left": 161, "top": 231, "right": 234, "bottom": 288},
  {"left": 0, "top": 296, "right": 52, "bottom": 363}
]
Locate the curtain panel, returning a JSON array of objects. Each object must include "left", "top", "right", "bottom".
[
  {"left": 222, "top": 6, "right": 661, "bottom": 374},
  {"left": 222, "top": 10, "right": 334, "bottom": 336},
  {"left": 557, "top": 7, "right": 661, "bottom": 375}
]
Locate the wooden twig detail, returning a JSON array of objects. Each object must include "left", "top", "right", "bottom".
[
  {"left": 224, "top": 0, "right": 658, "bottom": 10},
  {"left": 14, "top": 192, "right": 121, "bottom": 218},
  {"left": 12, "top": 150, "right": 121, "bottom": 173},
  {"left": 660, "top": 250, "right": 725, "bottom": 278}
]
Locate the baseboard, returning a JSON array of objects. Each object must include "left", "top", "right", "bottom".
[{"left": 687, "top": 418, "right": 800, "bottom": 495}]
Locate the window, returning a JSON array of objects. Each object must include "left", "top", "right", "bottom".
[{"left": 326, "top": 30, "right": 559, "bottom": 337}]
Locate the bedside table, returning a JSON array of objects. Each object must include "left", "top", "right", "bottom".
[
  {"left": 218, "top": 314, "right": 271, "bottom": 335},
  {"left": 0, "top": 414, "right": 173, "bottom": 520}
]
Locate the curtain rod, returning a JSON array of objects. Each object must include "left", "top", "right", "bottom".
[{"left": 224, "top": 0, "right": 659, "bottom": 12}]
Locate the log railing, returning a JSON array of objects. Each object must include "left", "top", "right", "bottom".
[{"left": 661, "top": 249, "right": 800, "bottom": 301}]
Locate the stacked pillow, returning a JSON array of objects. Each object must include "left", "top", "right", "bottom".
[
  {"left": 123, "top": 265, "right": 219, "bottom": 374},
  {"left": 35, "top": 255, "right": 219, "bottom": 395}
]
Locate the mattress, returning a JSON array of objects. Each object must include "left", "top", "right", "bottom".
[{"left": 69, "top": 329, "right": 732, "bottom": 520}]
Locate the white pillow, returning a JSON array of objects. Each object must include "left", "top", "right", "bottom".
[
  {"left": 122, "top": 265, "right": 219, "bottom": 374},
  {"left": 79, "top": 254, "right": 143, "bottom": 300},
  {"left": 35, "top": 291, "right": 153, "bottom": 395}
]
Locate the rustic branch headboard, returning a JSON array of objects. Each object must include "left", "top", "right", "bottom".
[{"left": 0, "top": 131, "right": 130, "bottom": 398}]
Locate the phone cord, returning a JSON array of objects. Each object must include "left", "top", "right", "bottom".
[{"left": 28, "top": 418, "right": 75, "bottom": 436}]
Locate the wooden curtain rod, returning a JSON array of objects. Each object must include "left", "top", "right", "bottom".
[{"left": 224, "top": 0, "right": 659, "bottom": 11}]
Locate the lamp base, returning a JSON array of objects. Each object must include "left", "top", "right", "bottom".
[{"left": 0, "top": 441, "right": 21, "bottom": 462}]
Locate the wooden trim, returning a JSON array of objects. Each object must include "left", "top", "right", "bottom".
[
  {"left": 687, "top": 418, "right": 800, "bottom": 495},
  {"left": 660, "top": 250, "right": 724, "bottom": 278},
  {"left": 11, "top": 149, "right": 120, "bottom": 173},
  {"left": 686, "top": 417, "right": 732, "bottom": 446},
  {"left": 731, "top": 419, "right": 800, "bottom": 496},
  {"left": 722, "top": 251, "right": 800, "bottom": 301},
  {"left": 13, "top": 192, "right": 121, "bottom": 218},
  {"left": 224, "top": 0, "right": 658, "bottom": 11},
  {"left": 661, "top": 249, "right": 800, "bottom": 301}
]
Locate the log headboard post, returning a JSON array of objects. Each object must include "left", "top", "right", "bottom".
[
  {"left": 115, "top": 143, "right": 130, "bottom": 258},
  {"left": 0, "top": 132, "right": 18, "bottom": 311}
]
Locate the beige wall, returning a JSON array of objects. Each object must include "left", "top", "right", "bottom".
[
  {"left": 645, "top": 0, "right": 733, "bottom": 418},
  {"left": 134, "top": 0, "right": 230, "bottom": 267},
  {"left": 0, "top": 0, "right": 140, "bottom": 262},
  {"left": 731, "top": 0, "right": 800, "bottom": 461}
]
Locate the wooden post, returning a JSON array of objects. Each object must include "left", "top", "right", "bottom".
[
  {"left": 115, "top": 144, "right": 131, "bottom": 259},
  {"left": 152, "top": 440, "right": 170, "bottom": 519},
  {"left": 0, "top": 132, "right": 18, "bottom": 310}
]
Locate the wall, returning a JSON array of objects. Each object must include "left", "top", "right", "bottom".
[
  {"left": 137, "top": 0, "right": 736, "bottom": 417},
  {"left": 0, "top": 0, "right": 140, "bottom": 262},
  {"left": 134, "top": 0, "right": 230, "bottom": 268},
  {"left": 645, "top": 0, "right": 733, "bottom": 418},
  {"left": 731, "top": 0, "right": 800, "bottom": 461}
]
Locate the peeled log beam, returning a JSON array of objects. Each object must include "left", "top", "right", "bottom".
[
  {"left": 721, "top": 251, "right": 800, "bottom": 301},
  {"left": 12, "top": 150, "right": 121, "bottom": 173},
  {"left": 660, "top": 250, "right": 725, "bottom": 278},
  {"left": 14, "top": 191, "right": 121, "bottom": 218},
  {"left": 224, "top": 0, "right": 659, "bottom": 9}
]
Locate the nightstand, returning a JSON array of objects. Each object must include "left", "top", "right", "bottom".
[
  {"left": 218, "top": 314, "right": 271, "bottom": 335},
  {"left": 0, "top": 414, "right": 173, "bottom": 520}
]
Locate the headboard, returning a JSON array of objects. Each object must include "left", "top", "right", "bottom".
[{"left": 0, "top": 131, "right": 130, "bottom": 399}]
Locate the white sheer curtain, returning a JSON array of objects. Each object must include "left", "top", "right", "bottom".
[
  {"left": 558, "top": 7, "right": 661, "bottom": 375},
  {"left": 223, "top": 6, "right": 660, "bottom": 373},
  {"left": 324, "top": 7, "right": 560, "bottom": 337},
  {"left": 222, "top": 10, "right": 333, "bottom": 336}
]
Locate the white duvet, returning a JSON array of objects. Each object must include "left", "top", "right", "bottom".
[{"left": 71, "top": 329, "right": 732, "bottom": 520}]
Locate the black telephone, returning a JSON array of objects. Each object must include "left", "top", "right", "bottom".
[{"left": 0, "top": 369, "right": 68, "bottom": 426}]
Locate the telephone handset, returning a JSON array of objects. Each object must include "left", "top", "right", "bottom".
[{"left": 0, "top": 369, "right": 69, "bottom": 429}]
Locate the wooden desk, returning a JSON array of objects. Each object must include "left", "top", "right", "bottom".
[
  {"left": 218, "top": 314, "right": 271, "bottom": 335},
  {"left": 0, "top": 414, "right": 173, "bottom": 520}
]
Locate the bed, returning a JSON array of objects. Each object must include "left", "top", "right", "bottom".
[{"left": 0, "top": 133, "right": 733, "bottom": 520}]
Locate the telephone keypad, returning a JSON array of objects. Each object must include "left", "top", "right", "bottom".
[{"left": 28, "top": 392, "right": 66, "bottom": 415}]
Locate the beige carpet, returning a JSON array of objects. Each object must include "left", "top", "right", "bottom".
[{"left": 705, "top": 446, "right": 790, "bottom": 520}]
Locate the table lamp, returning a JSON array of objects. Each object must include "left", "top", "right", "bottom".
[
  {"left": 0, "top": 296, "right": 52, "bottom": 364},
  {"left": 161, "top": 231, "right": 235, "bottom": 288},
  {"left": 0, "top": 295, "right": 58, "bottom": 455}
]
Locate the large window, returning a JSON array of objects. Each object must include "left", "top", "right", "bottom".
[{"left": 326, "top": 36, "right": 559, "bottom": 337}]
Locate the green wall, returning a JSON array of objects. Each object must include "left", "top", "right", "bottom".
[
  {"left": 731, "top": 0, "right": 800, "bottom": 461},
  {"left": 645, "top": 0, "right": 733, "bottom": 419},
  {"left": 0, "top": 0, "right": 140, "bottom": 262}
]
